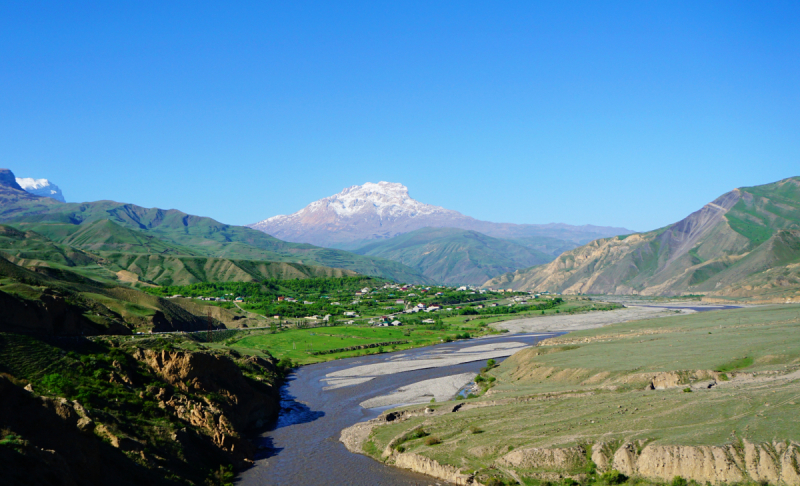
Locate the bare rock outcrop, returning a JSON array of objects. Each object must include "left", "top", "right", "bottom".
[
  {"left": 635, "top": 444, "right": 745, "bottom": 484},
  {"left": 497, "top": 446, "right": 586, "bottom": 470},
  {"left": 394, "top": 452, "right": 477, "bottom": 485},
  {"left": 589, "top": 440, "right": 800, "bottom": 485},
  {"left": 131, "top": 348, "right": 279, "bottom": 460}
]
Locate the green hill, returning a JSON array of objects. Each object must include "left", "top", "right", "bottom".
[
  {"left": 354, "top": 227, "right": 553, "bottom": 285},
  {"left": 0, "top": 222, "right": 358, "bottom": 287},
  {"left": 0, "top": 169, "right": 429, "bottom": 284},
  {"left": 0, "top": 253, "right": 215, "bottom": 334},
  {"left": 486, "top": 176, "right": 800, "bottom": 299}
]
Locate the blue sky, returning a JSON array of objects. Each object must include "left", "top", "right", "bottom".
[{"left": 2, "top": 1, "right": 798, "bottom": 232}]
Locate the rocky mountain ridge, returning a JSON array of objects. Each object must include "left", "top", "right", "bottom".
[{"left": 486, "top": 176, "right": 800, "bottom": 298}]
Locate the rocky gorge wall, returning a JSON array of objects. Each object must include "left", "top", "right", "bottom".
[{"left": 0, "top": 341, "right": 282, "bottom": 485}]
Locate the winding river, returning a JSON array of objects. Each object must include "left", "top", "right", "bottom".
[
  {"left": 237, "top": 305, "right": 739, "bottom": 485},
  {"left": 237, "top": 332, "right": 559, "bottom": 485}
]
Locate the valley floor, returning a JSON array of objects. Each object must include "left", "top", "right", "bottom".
[
  {"left": 492, "top": 305, "right": 698, "bottom": 333},
  {"left": 348, "top": 304, "right": 800, "bottom": 486}
]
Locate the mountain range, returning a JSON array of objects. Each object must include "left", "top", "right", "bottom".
[
  {"left": 0, "top": 169, "right": 429, "bottom": 285},
  {"left": 247, "top": 181, "right": 633, "bottom": 284},
  {"left": 486, "top": 176, "right": 800, "bottom": 301},
  {"left": 248, "top": 181, "right": 632, "bottom": 250}
]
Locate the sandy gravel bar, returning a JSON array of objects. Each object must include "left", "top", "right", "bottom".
[
  {"left": 495, "top": 305, "right": 696, "bottom": 333},
  {"left": 322, "top": 340, "right": 531, "bottom": 390},
  {"left": 359, "top": 372, "right": 477, "bottom": 408}
]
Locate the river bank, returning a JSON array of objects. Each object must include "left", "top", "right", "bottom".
[
  {"left": 237, "top": 304, "right": 735, "bottom": 484},
  {"left": 348, "top": 305, "right": 800, "bottom": 486}
]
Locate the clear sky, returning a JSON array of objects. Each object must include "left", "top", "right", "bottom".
[{"left": 2, "top": 1, "right": 798, "bottom": 232}]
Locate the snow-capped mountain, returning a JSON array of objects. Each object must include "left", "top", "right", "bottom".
[
  {"left": 249, "top": 182, "right": 633, "bottom": 250},
  {"left": 16, "top": 177, "right": 65, "bottom": 202}
]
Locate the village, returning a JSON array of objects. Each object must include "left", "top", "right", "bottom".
[{"left": 149, "top": 277, "right": 556, "bottom": 329}]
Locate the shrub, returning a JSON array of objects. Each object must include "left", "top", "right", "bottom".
[
  {"left": 600, "top": 470, "right": 627, "bottom": 484},
  {"left": 469, "top": 425, "right": 483, "bottom": 434},
  {"left": 683, "top": 387, "right": 692, "bottom": 393},
  {"left": 671, "top": 476, "right": 688, "bottom": 486},
  {"left": 424, "top": 436, "right": 441, "bottom": 446},
  {"left": 487, "top": 359, "right": 496, "bottom": 368}
]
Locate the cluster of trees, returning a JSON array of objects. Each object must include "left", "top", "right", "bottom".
[
  {"left": 460, "top": 297, "right": 564, "bottom": 316},
  {"left": 144, "top": 276, "right": 385, "bottom": 302}
]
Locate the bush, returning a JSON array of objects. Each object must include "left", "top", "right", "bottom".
[
  {"left": 600, "top": 470, "right": 627, "bottom": 484},
  {"left": 469, "top": 425, "right": 483, "bottom": 434},
  {"left": 671, "top": 476, "right": 688, "bottom": 486},
  {"left": 424, "top": 436, "right": 441, "bottom": 446},
  {"left": 683, "top": 387, "right": 692, "bottom": 393}
]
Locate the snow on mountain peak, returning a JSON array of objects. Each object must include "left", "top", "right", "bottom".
[
  {"left": 16, "top": 177, "right": 66, "bottom": 202},
  {"left": 265, "top": 182, "right": 450, "bottom": 222}
]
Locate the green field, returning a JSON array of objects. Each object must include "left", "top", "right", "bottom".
[
  {"left": 364, "top": 305, "right": 800, "bottom": 485},
  {"left": 183, "top": 323, "right": 492, "bottom": 365}
]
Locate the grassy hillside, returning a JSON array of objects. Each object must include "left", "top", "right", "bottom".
[
  {"left": 0, "top": 222, "right": 362, "bottom": 287},
  {"left": 354, "top": 227, "right": 553, "bottom": 285},
  {"left": 0, "top": 173, "right": 429, "bottom": 283},
  {"left": 364, "top": 305, "right": 800, "bottom": 485},
  {"left": 487, "top": 176, "right": 800, "bottom": 298},
  {"left": 0, "top": 252, "right": 266, "bottom": 334}
]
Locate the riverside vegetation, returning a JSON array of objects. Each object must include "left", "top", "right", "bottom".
[{"left": 353, "top": 305, "right": 800, "bottom": 486}]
